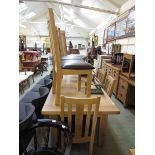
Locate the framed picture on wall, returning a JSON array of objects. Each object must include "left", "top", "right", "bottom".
[
  {"left": 126, "top": 8, "right": 135, "bottom": 37},
  {"left": 107, "top": 23, "right": 116, "bottom": 41},
  {"left": 115, "top": 17, "right": 127, "bottom": 39}
]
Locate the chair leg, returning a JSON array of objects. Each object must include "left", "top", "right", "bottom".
[
  {"left": 86, "top": 72, "right": 92, "bottom": 97},
  {"left": 78, "top": 75, "right": 81, "bottom": 91}
]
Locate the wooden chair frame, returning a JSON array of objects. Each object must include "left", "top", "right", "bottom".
[
  {"left": 48, "top": 8, "right": 92, "bottom": 105},
  {"left": 61, "top": 95, "right": 100, "bottom": 155},
  {"left": 104, "top": 75, "right": 116, "bottom": 97}
]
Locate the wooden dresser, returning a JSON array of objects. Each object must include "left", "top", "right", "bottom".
[
  {"left": 117, "top": 75, "right": 135, "bottom": 107},
  {"left": 102, "top": 62, "right": 121, "bottom": 96}
]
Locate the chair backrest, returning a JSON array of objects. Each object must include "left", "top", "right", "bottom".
[
  {"left": 19, "top": 103, "right": 35, "bottom": 132},
  {"left": 32, "top": 87, "right": 49, "bottom": 118},
  {"left": 48, "top": 8, "right": 62, "bottom": 74},
  {"left": 60, "top": 95, "right": 100, "bottom": 144},
  {"left": 96, "top": 68, "right": 106, "bottom": 85},
  {"left": 57, "top": 28, "right": 64, "bottom": 57},
  {"left": 61, "top": 30, "right": 67, "bottom": 55},
  {"left": 44, "top": 78, "right": 52, "bottom": 90},
  {"left": 19, "top": 103, "right": 35, "bottom": 155},
  {"left": 104, "top": 75, "right": 115, "bottom": 97}
]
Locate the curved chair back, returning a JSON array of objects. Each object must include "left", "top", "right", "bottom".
[
  {"left": 19, "top": 103, "right": 35, "bottom": 155},
  {"left": 104, "top": 75, "right": 116, "bottom": 97},
  {"left": 19, "top": 103, "right": 35, "bottom": 132},
  {"left": 44, "top": 78, "right": 52, "bottom": 90},
  {"left": 32, "top": 87, "right": 49, "bottom": 118}
]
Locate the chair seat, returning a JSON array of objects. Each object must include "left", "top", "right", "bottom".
[
  {"left": 20, "top": 91, "right": 40, "bottom": 103},
  {"left": 62, "top": 60, "right": 94, "bottom": 69}
]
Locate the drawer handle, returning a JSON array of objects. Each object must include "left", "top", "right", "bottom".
[{"left": 120, "top": 93, "right": 122, "bottom": 97}]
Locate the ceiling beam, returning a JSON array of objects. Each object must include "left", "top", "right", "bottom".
[{"left": 22, "top": 0, "right": 119, "bottom": 15}]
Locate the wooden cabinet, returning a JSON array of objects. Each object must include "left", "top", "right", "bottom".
[
  {"left": 117, "top": 75, "right": 135, "bottom": 107},
  {"left": 102, "top": 63, "right": 121, "bottom": 96},
  {"left": 117, "top": 77, "right": 128, "bottom": 103}
]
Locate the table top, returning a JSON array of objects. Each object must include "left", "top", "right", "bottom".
[
  {"left": 19, "top": 71, "right": 34, "bottom": 76},
  {"left": 19, "top": 74, "right": 29, "bottom": 83},
  {"left": 42, "top": 75, "right": 120, "bottom": 116}
]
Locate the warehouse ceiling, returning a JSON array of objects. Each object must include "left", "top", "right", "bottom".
[{"left": 19, "top": 0, "right": 128, "bottom": 37}]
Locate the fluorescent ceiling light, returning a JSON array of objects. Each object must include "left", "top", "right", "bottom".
[
  {"left": 25, "top": 12, "right": 36, "bottom": 19},
  {"left": 19, "top": 3, "right": 28, "bottom": 13}
]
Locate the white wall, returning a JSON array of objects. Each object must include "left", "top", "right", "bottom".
[
  {"left": 66, "top": 37, "right": 88, "bottom": 49},
  {"left": 89, "top": 0, "right": 135, "bottom": 54}
]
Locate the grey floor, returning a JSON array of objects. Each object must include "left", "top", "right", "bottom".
[{"left": 20, "top": 63, "right": 135, "bottom": 155}]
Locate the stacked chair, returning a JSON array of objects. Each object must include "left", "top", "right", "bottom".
[
  {"left": 48, "top": 8, "right": 94, "bottom": 105},
  {"left": 20, "top": 73, "right": 53, "bottom": 119}
]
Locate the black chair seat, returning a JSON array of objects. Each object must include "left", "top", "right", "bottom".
[
  {"left": 20, "top": 91, "right": 40, "bottom": 103},
  {"left": 62, "top": 60, "right": 94, "bottom": 69}
]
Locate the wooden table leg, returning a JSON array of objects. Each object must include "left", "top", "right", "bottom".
[
  {"left": 78, "top": 75, "right": 81, "bottom": 91},
  {"left": 49, "top": 115, "right": 59, "bottom": 147},
  {"left": 98, "top": 115, "right": 108, "bottom": 146},
  {"left": 86, "top": 72, "right": 92, "bottom": 97}
]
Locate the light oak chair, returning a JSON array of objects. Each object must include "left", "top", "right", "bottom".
[
  {"left": 48, "top": 8, "right": 94, "bottom": 105},
  {"left": 104, "top": 75, "right": 116, "bottom": 97},
  {"left": 60, "top": 95, "right": 100, "bottom": 155},
  {"left": 95, "top": 68, "right": 107, "bottom": 86}
]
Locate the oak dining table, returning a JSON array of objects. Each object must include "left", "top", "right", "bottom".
[{"left": 42, "top": 75, "right": 120, "bottom": 146}]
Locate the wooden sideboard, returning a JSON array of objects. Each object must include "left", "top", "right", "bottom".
[
  {"left": 102, "top": 62, "right": 121, "bottom": 96},
  {"left": 117, "top": 75, "right": 135, "bottom": 107},
  {"left": 101, "top": 62, "right": 135, "bottom": 107}
]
